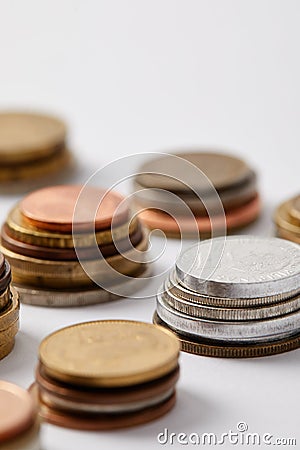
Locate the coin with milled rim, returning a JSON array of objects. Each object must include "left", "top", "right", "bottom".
[
  {"left": 176, "top": 236, "right": 300, "bottom": 299},
  {"left": 39, "top": 321, "right": 180, "bottom": 387}
]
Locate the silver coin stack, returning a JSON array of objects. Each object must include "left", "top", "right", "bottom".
[{"left": 154, "top": 236, "right": 300, "bottom": 358}]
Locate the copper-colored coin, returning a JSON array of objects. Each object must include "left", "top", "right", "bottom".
[
  {"left": 0, "top": 112, "right": 66, "bottom": 164},
  {"left": 0, "top": 381, "right": 36, "bottom": 443},
  {"left": 154, "top": 313, "right": 300, "bottom": 358},
  {"left": 36, "top": 363, "right": 179, "bottom": 406},
  {"left": 30, "top": 383, "right": 176, "bottom": 430},
  {"left": 0, "top": 262, "right": 11, "bottom": 293},
  {"left": 1, "top": 222, "right": 143, "bottom": 261},
  {"left": 136, "top": 152, "right": 251, "bottom": 193},
  {"left": 139, "top": 194, "right": 261, "bottom": 236},
  {"left": 20, "top": 185, "right": 129, "bottom": 233}
]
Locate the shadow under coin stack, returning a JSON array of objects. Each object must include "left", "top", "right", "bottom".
[
  {"left": 0, "top": 185, "right": 149, "bottom": 307},
  {"left": 0, "top": 381, "right": 40, "bottom": 450},
  {"left": 0, "top": 251, "right": 19, "bottom": 360},
  {"left": 134, "top": 152, "right": 260, "bottom": 238},
  {"left": 154, "top": 236, "right": 300, "bottom": 358},
  {"left": 274, "top": 194, "right": 300, "bottom": 244},
  {"left": 30, "top": 320, "right": 180, "bottom": 430},
  {"left": 0, "top": 112, "right": 72, "bottom": 190}
]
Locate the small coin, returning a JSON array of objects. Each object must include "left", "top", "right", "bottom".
[
  {"left": 0, "top": 339, "right": 15, "bottom": 361},
  {"left": 274, "top": 199, "right": 300, "bottom": 235},
  {"left": 0, "top": 288, "right": 19, "bottom": 330},
  {"left": 176, "top": 236, "right": 300, "bottom": 299},
  {"left": 156, "top": 292, "right": 300, "bottom": 342},
  {"left": 138, "top": 194, "right": 260, "bottom": 236},
  {"left": 6, "top": 205, "right": 139, "bottom": 249},
  {"left": 153, "top": 312, "right": 300, "bottom": 358},
  {"left": 0, "top": 112, "right": 66, "bottom": 164},
  {"left": 20, "top": 185, "right": 129, "bottom": 233},
  {"left": 30, "top": 383, "right": 176, "bottom": 431},
  {"left": 39, "top": 320, "right": 180, "bottom": 387},
  {"left": 136, "top": 152, "right": 251, "bottom": 193},
  {"left": 290, "top": 195, "right": 300, "bottom": 222},
  {"left": 277, "top": 226, "right": 300, "bottom": 244},
  {"left": 1, "top": 222, "right": 143, "bottom": 261},
  {"left": 0, "top": 381, "right": 36, "bottom": 442}
]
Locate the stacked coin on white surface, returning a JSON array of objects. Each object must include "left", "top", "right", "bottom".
[{"left": 154, "top": 236, "right": 300, "bottom": 358}]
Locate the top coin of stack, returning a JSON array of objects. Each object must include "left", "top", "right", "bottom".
[
  {"left": 134, "top": 152, "right": 260, "bottom": 238},
  {"left": 30, "top": 320, "right": 180, "bottom": 430},
  {"left": 0, "top": 112, "right": 72, "bottom": 189},
  {"left": 0, "top": 185, "right": 149, "bottom": 307},
  {"left": 154, "top": 236, "right": 300, "bottom": 358},
  {"left": 274, "top": 194, "right": 300, "bottom": 244}
]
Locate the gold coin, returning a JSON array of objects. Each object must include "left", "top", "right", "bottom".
[
  {"left": 0, "top": 339, "right": 15, "bottom": 361},
  {"left": 0, "top": 147, "right": 71, "bottom": 182},
  {"left": 0, "top": 319, "right": 19, "bottom": 345},
  {"left": 0, "top": 287, "right": 11, "bottom": 311},
  {"left": 289, "top": 195, "right": 300, "bottom": 223},
  {"left": 0, "top": 112, "right": 66, "bottom": 164},
  {"left": 153, "top": 313, "right": 300, "bottom": 358},
  {"left": 277, "top": 226, "right": 300, "bottom": 244},
  {"left": 0, "top": 288, "right": 19, "bottom": 330},
  {"left": 6, "top": 206, "right": 138, "bottom": 248},
  {"left": 274, "top": 199, "right": 300, "bottom": 234},
  {"left": 39, "top": 320, "right": 180, "bottom": 387}
]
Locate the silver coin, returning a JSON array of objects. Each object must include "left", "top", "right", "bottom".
[
  {"left": 15, "top": 265, "right": 152, "bottom": 307},
  {"left": 40, "top": 387, "right": 174, "bottom": 414},
  {"left": 176, "top": 236, "right": 300, "bottom": 299},
  {"left": 162, "top": 286, "right": 300, "bottom": 321},
  {"left": 156, "top": 292, "right": 300, "bottom": 342},
  {"left": 166, "top": 270, "right": 300, "bottom": 307}
]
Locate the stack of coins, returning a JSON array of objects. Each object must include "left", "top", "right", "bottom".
[
  {"left": 0, "top": 251, "right": 19, "bottom": 360},
  {"left": 274, "top": 194, "right": 300, "bottom": 244},
  {"left": 0, "top": 112, "right": 72, "bottom": 189},
  {"left": 134, "top": 152, "right": 260, "bottom": 237},
  {"left": 0, "top": 381, "right": 40, "bottom": 450},
  {"left": 0, "top": 185, "right": 149, "bottom": 307},
  {"left": 154, "top": 236, "right": 300, "bottom": 358},
  {"left": 30, "top": 320, "right": 180, "bottom": 430}
]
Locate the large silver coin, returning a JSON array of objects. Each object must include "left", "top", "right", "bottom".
[
  {"left": 176, "top": 236, "right": 300, "bottom": 299},
  {"left": 156, "top": 292, "right": 300, "bottom": 342}
]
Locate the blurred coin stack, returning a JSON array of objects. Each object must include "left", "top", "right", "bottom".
[
  {"left": 134, "top": 152, "right": 260, "bottom": 238},
  {"left": 154, "top": 236, "right": 300, "bottom": 358},
  {"left": 0, "top": 112, "right": 72, "bottom": 190},
  {"left": 0, "top": 185, "right": 149, "bottom": 307},
  {"left": 0, "top": 251, "right": 19, "bottom": 360},
  {"left": 274, "top": 194, "right": 300, "bottom": 244},
  {"left": 30, "top": 320, "right": 180, "bottom": 430},
  {"left": 0, "top": 381, "right": 40, "bottom": 450}
]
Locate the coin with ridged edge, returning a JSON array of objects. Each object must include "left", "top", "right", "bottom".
[
  {"left": 39, "top": 321, "right": 180, "bottom": 387},
  {"left": 153, "top": 313, "right": 300, "bottom": 358}
]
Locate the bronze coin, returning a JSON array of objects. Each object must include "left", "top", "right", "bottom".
[
  {"left": 0, "top": 262, "right": 11, "bottom": 293},
  {"left": 136, "top": 152, "right": 251, "bottom": 193},
  {"left": 29, "top": 383, "right": 176, "bottom": 430},
  {"left": 138, "top": 194, "right": 261, "bottom": 236},
  {"left": 0, "top": 381, "right": 36, "bottom": 443},
  {"left": 1, "top": 222, "right": 143, "bottom": 261},
  {"left": 0, "top": 253, "right": 5, "bottom": 278},
  {"left": 36, "top": 363, "right": 179, "bottom": 405},
  {"left": 20, "top": 185, "right": 130, "bottom": 233}
]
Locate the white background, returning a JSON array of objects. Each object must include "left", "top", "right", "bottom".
[{"left": 0, "top": 1, "right": 299, "bottom": 449}]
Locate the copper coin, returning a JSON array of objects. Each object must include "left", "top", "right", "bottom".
[
  {"left": 136, "top": 152, "right": 251, "bottom": 193},
  {"left": 30, "top": 383, "right": 176, "bottom": 430},
  {"left": 0, "top": 253, "right": 5, "bottom": 278},
  {"left": 1, "top": 222, "right": 143, "bottom": 261},
  {"left": 0, "top": 381, "right": 36, "bottom": 443},
  {"left": 36, "top": 363, "right": 179, "bottom": 405},
  {"left": 139, "top": 194, "right": 261, "bottom": 236},
  {"left": 0, "top": 262, "right": 11, "bottom": 293},
  {"left": 0, "top": 112, "right": 66, "bottom": 164},
  {"left": 20, "top": 185, "right": 129, "bottom": 233}
]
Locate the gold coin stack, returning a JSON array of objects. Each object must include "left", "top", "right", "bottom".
[
  {"left": 274, "top": 194, "right": 300, "bottom": 244},
  {"left": 0, "top": 112, "right": 72, "bottom": 190},
  {"left": 0, "top": 185, "right": 149, "bottom": 307},
  {"left": 0, "top": 251, "right": 19, "bottom": 360},
  {"left": 30, "top": 320, "right": 180, "bottom": 430}
]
